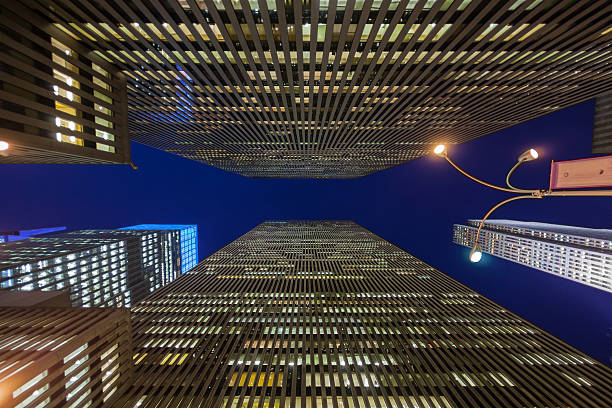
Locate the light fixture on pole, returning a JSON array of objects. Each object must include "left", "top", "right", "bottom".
[
  {"left": 434, "top": 144, "right": 612, "bottom": 262},
  {"left": 0, "top": 140, "right": 9, "bottom": 157},
  {"left": 469, "top": 244, "right": 482, "bottom": 263},
  {"left": 433, "top": 144, "right": 446, "bottom": 156}
]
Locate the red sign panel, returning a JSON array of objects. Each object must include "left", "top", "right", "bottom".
[{"left": 549, "top": 155, "right": 612, "bottom": 189}]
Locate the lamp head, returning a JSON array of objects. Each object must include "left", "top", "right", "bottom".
[
  {"left": 433, "top": 144, "right": 446, "bottom": 156},
  {"left": 518, "top": 148, "right": 538, "bottom": 162},
  {"left": 469, "top": 244, "right": 482, "bottom": 263},
  {"left": 0, "top": 141, "right": 8, "bottom": 156}
]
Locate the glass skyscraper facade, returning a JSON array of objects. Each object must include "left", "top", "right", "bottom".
[
  {"left": 114, "top": 221, "right": 612, "bottom": 407},
  {"left": 121, "top": 224, "right": 198, "bottom": 274},
  {"left": 453, "top": 219, "right": 612, "bottom": 293},
  {"left": 0, "top": 224, "right": 197, "bottom": 307}
]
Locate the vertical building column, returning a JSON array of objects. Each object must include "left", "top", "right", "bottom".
[{"left": 593, "top": 94, "right": 612, "bottom": 154}]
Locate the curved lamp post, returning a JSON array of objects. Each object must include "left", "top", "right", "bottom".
[{"left": 433, "top": 144, "right": 612, "bottom": 262}]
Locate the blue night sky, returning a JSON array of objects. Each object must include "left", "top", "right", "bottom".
[{"left": 1, "top": 100, "right": 610, "bottom": 367}]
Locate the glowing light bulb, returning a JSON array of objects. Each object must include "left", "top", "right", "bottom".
[
  {"left": 469, "top": 244, "right": 483, "bottom": 263},
  {"left": 0, "top": 141, "right": 9, "bottom": 151},
  {"left": 518, "top": 148, "right": 539, "bottom": 162},
  {"left": 433, "top": 144, "right": 446, "bottom": 155}
]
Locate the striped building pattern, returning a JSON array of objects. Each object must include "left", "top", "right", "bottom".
[
  {"left": 453, "top": 219, "right": 612, "bottom": 293},
  {"left": 114, "top": 221, "right": 612, "bottom": 407},
  {"left": 0, "top": 306, "right": 133, "bottom": 408},
  {"left": 0, "top": 2, "right": 131, "bottom": 164},
  {"left": 2, "top": 1, "right": 612, "bottom": 176},
  {"left": 593, "top": 93, "right": 612, "bottom": 153}
]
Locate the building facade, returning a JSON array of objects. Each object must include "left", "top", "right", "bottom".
[
  {"left": 0, "top": 306, "right": 133, "bottom": 408},
  {"left": 0, "top": 226, "right": 66, "bottom": 243},
  {"left": 593, "top": 93, "right": 612, "bottom": 154},
  {"left": 0, "top": 224, "right": 197, "bottom": 307},
  {"left": 2, "top": 1, "right": 612, "bottom": 176},
  {"left": 0, "top": 2, "right": 131, "bottom": 165},
  {"left": 121, "top": 224, "right": 199, "bottom": 274},
  {"left": 114, "top": 221, "right": 612, "bottom": 407},
  {"left": 453, "top": 219, "right": 612, "bottom": 293}
]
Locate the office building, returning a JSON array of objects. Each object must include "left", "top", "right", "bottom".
[
  {"left": 113, "top": 221, "right": 612, "bottom": 407},
  {"left": 0, "top": 289, "right": 71, "bottom": 308},
  {"left": 0, "top": 226, "right": 66, "bottom": 243},
  {"left": 0, "top": 233, "right": 134, "bottom": 307},
  {"left": 120, "top": 224, "right": 198, "bottom": 274},
  {"left": 453, "top": 219, "right": 612, "bottom": 293},
  {"left": 0, "top": 2, "right": 131, "bottom": 165},
  {"left": 0, "top": 224, "right": 197, "bottom": 307},
  {"left": 2, "top": 1, "right": 612, "bottom": 176},
  {"left": 0, "top": 305, "right": 132, "bottom": 408}
]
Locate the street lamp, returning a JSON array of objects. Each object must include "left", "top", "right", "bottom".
[
  {"left": 433, "top": 144, "right": 446, "bottom": 156},
  {"left": 434, "top": 144, "right": 612, "bottom": 262},
  {"left": 518, "top": 148, "right": 538, "bottom": 162},
  {"left": 0, "top": 140, "right": 9, "bottom": 157},
  {"left": 469, "top": 244, "right": 483, "bottom": 263}
]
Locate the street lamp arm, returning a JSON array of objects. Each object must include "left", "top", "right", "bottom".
[
  {"left": 474, "top": 195, "right": 543, "bottom": 246},
  {"left": 506, "top": 161, "right": 524, "bottom": 190},
  {"left": 444, "top": 154, "right": 539, "bottom": 194}
]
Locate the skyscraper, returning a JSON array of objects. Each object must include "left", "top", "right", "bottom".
[
  {"left": 2, "top": 1, "right": 612, "bottom": 176},
  {"left": 0, "top": 305, "right": 133, "bottom": 408},
  {"left": 115, "top": 221, "right": 612, "bottom": 408},
  {"left": 0, "top": 233, "right": 135, "bottom": 307},
  {"left": 0, "top": 226, "right": 66, "bottom": 243},
  {"left": 120, "top": 224, "right": 199, "bottom": 274},
  {"left": 453, "top": 219, "right": 612, "bottom": 293},
  {"left": 0, "top": 224, "right": 197, "bottom": 307},
  {"left": 0, "top": 2, "right": 131, "bottom": 165}
]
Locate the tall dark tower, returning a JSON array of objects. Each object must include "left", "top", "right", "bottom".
[
  {"left": 118, "top": 221, "right": 612, "bottom": 408},
  {"left": 2, "top": 1, "right": 612, "bottom": 176}
]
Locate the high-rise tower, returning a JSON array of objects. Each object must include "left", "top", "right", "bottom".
[
  {"left": 120, "top": 224, "right": 198, "bottom": 274},
  {"left": 453, "top": 219, "right": 612, "bottom": 293},
  {"left": 2, "top": 1, "right": 612, "bottom": 176},
  {"left": 0, "top": 226, "right": 66, "bottom": 243},
  {"left": 0, "top": 224, "right": 197, "bottom": 307},
  {"left": 116, "top": 221, "right": 612, "bottom": 407},
  {"left": 0, "top": 306, "right": 133, "bottom": 408}
]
